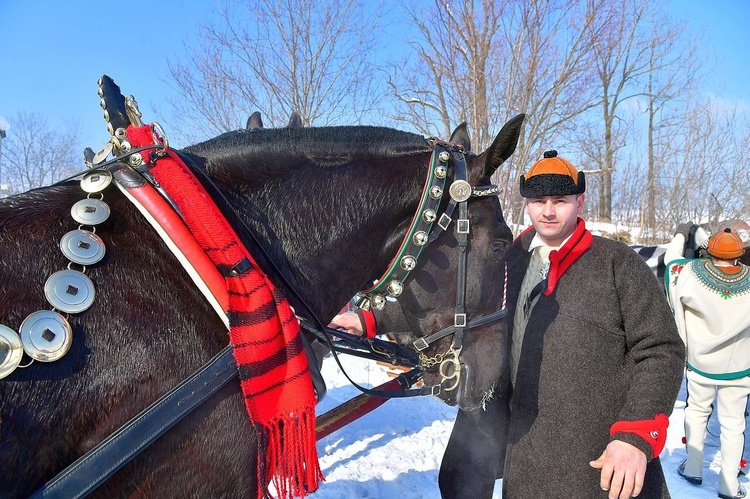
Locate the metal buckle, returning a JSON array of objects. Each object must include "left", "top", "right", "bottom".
[
  {"left": 457, "top": 219, "right": 470, "bottom": 234},
  {"left": 454, "top": 313, "right": 467, "bottom": 328},
  {"left": 413, "top": 337, "right": 429, "bottom": 351},
  {"left": 438, "top": 213, "right": 452, "bottom": 231}
]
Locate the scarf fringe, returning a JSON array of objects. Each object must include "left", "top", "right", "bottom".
[{"left": 258, "top": 406, "right": 324, "bottom": 499}]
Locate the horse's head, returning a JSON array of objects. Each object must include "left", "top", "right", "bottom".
[
  {"left": 174, "top": 110, "right": 524, "bottom": 412},
  {"left": 368, "top": 116, "right": 524, "bottom": 410}
]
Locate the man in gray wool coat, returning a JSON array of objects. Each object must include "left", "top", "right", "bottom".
[{"left": 332, "top": 150, "right": 685, "bottom": 499}]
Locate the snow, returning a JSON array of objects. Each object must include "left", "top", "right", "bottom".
[{"left": 311, "top": 353, "right": 748, "bottom": 498}]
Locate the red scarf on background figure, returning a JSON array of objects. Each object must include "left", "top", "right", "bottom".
[{"left": 126, "top": 125, "right": 322, "bottom": 499}]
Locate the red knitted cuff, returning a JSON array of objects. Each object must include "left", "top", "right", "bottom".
[
  {"left": 609, "top": 413, "right": 669, "bottom": 459},
  {"left": 361, "top": 309, "right": 377, "bottom": 339}
]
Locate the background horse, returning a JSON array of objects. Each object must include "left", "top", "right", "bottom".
[{"left": 0, "top": 77, "right": 524, "bottom": 497}]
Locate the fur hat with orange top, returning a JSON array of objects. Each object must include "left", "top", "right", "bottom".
[
  {"left": 706, "top": 228, "right": 746, "bottom": 260},
  {"left": 520, "top": 150, "right": 586, "bottom": 198}
]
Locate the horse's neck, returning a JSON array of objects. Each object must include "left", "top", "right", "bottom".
[{"left": 216, "top": 163, "right": 423, "bottom": 321}]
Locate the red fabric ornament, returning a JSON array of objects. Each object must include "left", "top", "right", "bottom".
[
  {"left": 126, "top": 125, "right": 322, "bottom": 498},
  {"left": 610, "top": 413, "right": 669, "bottom": 459},
  {"left": 545, "top": 218, "right": 593, "bottom": 295}
]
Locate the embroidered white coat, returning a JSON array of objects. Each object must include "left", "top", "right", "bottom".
[{"left": 671, "top": 259, "right": 750, "bottom": 379}]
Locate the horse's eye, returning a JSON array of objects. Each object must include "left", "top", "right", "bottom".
[{"left": 490, "top": 241, "right": 505, "bottom": 253}]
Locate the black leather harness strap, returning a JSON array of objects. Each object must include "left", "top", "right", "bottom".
[{"left": 30, "top": 346, "right": 237, "bottom": 499}]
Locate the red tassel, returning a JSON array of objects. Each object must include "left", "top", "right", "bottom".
[{"left": 682, "top": 436, "right": 687, "bottom": 444}]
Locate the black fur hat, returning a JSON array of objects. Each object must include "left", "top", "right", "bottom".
[{"left": 519, "top": 150, "right": 585, "bottom": 198}]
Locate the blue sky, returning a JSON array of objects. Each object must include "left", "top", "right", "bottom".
[{"left": 1, "top": 0, "right": 748, "bottom": 152}]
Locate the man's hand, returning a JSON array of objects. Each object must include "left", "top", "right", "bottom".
[
  {"left": 328, "top": 312, "right": 364, "bottom": 336},
  {"left": 589, "top": 440, "right": 648, "bottom": 498}
]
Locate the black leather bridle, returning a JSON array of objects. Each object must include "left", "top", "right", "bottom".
[{"left": 306, "top": 138, "right": 508, "bottom": 398}]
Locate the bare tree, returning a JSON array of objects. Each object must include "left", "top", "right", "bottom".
[
  {"left": 666, "top": 100, "right": 750, "bottom": 233},
  {"left": 583, "top": 0, "right": 692, "bottom": 223},
  {"left": 389, "top": 0, "right": 602, "bottom": 230},
  {"left": 0, "top": 113, "right": 81, "bottom": 196},
  {"left": 386, "top": 0, "right": 512, "bottom": 146},
  {"left": 165, "top": 0, "right": 386, "bottom": 141}
]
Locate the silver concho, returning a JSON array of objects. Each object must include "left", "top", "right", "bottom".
[
  {"left": 60, "top": 230, "right": 106, "bottom": 265},
  {"left": 19, "top": 311, "right": 73, "bottom": 362},
  {"left": 44, "top": 270, "right": 96, "bottom": 313},
  {"left": 71, "top": 198, "right": 110, "bottom": 225},
  {"left": 422, "top": 209, "right": 437, "bottom": 223},
  {"left": 0, "top": 325, "right": 24, "bottom": 379},
  {"left": 91, "top": 142, "right": 113, "bottom": 166},
  {"left": 80, "top": 170, "right": 113, "bottom": 193},
  {"left": 438, "top": 151, "right": 451, "bottom": 162},
  {"left": 449, "top": 180, "right": 472, "bottom": 203}
]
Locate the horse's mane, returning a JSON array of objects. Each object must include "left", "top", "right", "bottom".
[{"left": 184, "top": 126, "right": 433, "bottom": 170}]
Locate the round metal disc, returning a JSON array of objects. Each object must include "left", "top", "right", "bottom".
[
  {"left": 449, "top": 180, "right": 472, "bottom": 203},
  {"left": 80, "top": 169, "right": 113, "bottom": 193},
  {"left": 70, "top": 198, "right": 110, "bottom": 225},
  {"left": 60, "top": 230, "right": 106, "bottom": 265},
  {"left": 19, "top": 311, "right": 73, "bottom": 362},
  {"left": 44, "top": 270, "right": 96, "bottom": 313},
  {"left": 0, "top": 325, "right": 24, "bottom": 379}
]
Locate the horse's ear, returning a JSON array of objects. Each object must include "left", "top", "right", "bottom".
[
  {"left": 449, "top": 122, "right": 471, "bottom": 153},
  {"left": 246, "top": 111, "right": 263, "bottom": 129},
  {"left": 483, "top": 114, "right": 525, "bottom": 177},
  {"left": 287, "top": 111, "right": 303, "bottom": 128}
]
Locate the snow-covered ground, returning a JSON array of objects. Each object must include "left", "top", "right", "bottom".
[{"left": 311, "top": 353, "right": 748, "bottom": 498}]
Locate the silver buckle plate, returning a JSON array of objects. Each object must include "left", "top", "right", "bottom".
[
  {"left": 454, "top": 313, "right": 467, "bottom": 328},
  {"left": 438, "top": 213, "right": 452, "bottom": 231},
  {"left": 413, "top": 337, "right": 429, "bottom": 351}
]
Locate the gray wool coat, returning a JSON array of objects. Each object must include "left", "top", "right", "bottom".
[{"left": 502, "top": 229, "right": 684, "bottom": 498}]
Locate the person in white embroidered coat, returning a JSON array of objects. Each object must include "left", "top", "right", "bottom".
[{"left": 671, "top": 228, "right": 750, "bottom": 499}]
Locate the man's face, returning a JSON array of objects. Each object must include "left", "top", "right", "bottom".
[{"left": 525, "top": 194, "right": 584, "bottom": 247}]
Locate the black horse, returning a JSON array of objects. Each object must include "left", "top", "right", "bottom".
[{"left": 0, "top": 76, "right": 524, "bottom": 497}]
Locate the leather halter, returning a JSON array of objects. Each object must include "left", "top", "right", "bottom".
[{"left": 343, "top": 138, "right": 508, "bottom": 396}]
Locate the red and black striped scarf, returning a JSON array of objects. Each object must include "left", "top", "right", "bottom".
[{"left": 126, "top": 125, "right": 322, "bottom": 498}]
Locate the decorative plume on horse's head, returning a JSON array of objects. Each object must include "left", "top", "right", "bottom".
[{"left": 98, "top": 75, "right": 130, "bottom": 135}]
